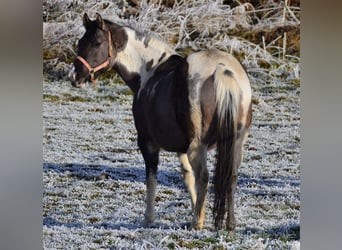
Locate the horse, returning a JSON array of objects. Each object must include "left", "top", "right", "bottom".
[{"left": 69, "top": 13, "right": 252, "bottom": 231}]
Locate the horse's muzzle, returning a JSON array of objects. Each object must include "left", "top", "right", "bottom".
[{"left": 68, "top": 65, "right": 85, "bottom": 88}]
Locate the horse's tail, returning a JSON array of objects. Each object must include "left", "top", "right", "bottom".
[{"left": 213, "top": 63, "right": 241, "bottom": 230}]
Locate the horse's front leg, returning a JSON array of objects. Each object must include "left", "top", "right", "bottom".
[{"left": 138, "top": 136, "right": 160, "bottom": 226}]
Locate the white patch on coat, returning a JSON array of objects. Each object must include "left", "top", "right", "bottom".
[{"left": 115, "top": 28, "right": 176, "bottom": 95}]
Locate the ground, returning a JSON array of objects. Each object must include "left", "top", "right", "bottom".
[{"left": 43, "top": 76, "right": 300, "bottom": 249}]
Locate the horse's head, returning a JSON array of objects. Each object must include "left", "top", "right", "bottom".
[{"left": 69, "top": 13, "right": 126, "bottom": 88}]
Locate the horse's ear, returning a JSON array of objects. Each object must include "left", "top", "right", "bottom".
[
  {"left": 83, "top": 13, "right": 91, "bottom": 29},
  {"left": 95, "top": 13, "right": 105, "bottom": 30}
]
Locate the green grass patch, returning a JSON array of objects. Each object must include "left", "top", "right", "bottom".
[{"left": 43, "top": 94, "right": 60, "bottom": 102}]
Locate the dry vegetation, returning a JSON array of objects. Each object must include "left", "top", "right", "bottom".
[{"left": 43, "top": 0, "right": 300, "bottom": 85}]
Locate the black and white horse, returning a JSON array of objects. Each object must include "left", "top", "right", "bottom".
[{"left": 69, "top": 13, "right": 252, "bottom": 231}]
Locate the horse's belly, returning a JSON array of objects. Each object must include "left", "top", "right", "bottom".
[{"left": 151, "top": 120, "right": 189, "bottom": 153}]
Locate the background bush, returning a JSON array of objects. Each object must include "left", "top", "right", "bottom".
[{"left": 43, "top": 0, "right": 300, "bottom": 85}]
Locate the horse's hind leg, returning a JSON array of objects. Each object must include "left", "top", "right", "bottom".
[
  {"left": 178, "top": 153, "right": 196, "bottom": 211},
  {"left": 226, "top": 126, "right": 249, "bottom": 230},
  {"left": 138, "top": 137, "right": 160, "bottom": 226},
  {"left": 188, "top": 142, "right": 208, "bottom": 230}
]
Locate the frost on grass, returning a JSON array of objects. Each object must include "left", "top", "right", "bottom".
[
  {"left": 43, "top": 77, "right": 299, "bottom": 249},
  {"left": 43, "top": 0, "right": 300, "bottom": 248}
]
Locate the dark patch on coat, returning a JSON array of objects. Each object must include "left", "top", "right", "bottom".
[
  {"left": 132, "top": 29, "right": 151, "bottom": 48},
  {"left": 133, "top": 29, "right": 145, "bottom": 41},
  {"left": 235, "top": 93, "right": 244, "bottom": 139},
  {"left": 223, "top": 69, "right": 233, "bottom": 77},
  {"left": 113, "top": 62, "right": 140, "bottom": 93},
  {"left": 246, "top": 101, "right": 252, "bottom": 129},
  {"left": 200, "top": 75, "right": 218, "bottom": 148},
  {"left": 106, "top": 20, "right": 128, "bottom": 52},
  {"left": 146, "top": 59, "right": 154, "bottom": 72},
  {"left": 173, "top": 56, "right": 194, "bottom": 144},
  {"left": 143, "top": 36, "right": 152, "bottom": 48},
  {"left": 158, "top": 52, "right": 166, "bottom": 63},
  {"left": 154, "top": 55, "right": 184, "bottom": 74},
  {"left": 133, "top": 55, "right": 192, "bottom": 153}
]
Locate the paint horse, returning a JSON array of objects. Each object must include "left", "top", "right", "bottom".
[{"left": 69, "top": 13, "right": 252, "bottom": 231}]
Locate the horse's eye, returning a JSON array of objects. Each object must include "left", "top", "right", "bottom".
[{"left": 92, "top": 41, "right": 101, "bottom": 48}]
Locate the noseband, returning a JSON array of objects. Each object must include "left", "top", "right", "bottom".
[{"left": 76, "top": 31, "right": 113, "bottom": 87}]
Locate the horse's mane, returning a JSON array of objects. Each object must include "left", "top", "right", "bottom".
[{"left": 104, "top": 18, "right": 175, "bottom": 54}]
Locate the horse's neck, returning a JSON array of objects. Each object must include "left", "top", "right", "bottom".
[{"left": 114, "top": 28, "right": 176, "bottom": 92}]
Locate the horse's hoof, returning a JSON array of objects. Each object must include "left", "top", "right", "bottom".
[
  {"left": 190, "top": 222, "right": 204, "bottom": 230},
  {"left": 180, "top": 222, "right": 192, "bottom": 230},
  {"left": 142, "top": 218, "right": 154, "bottom": 228},
  {"left": 226, "top": 222, "right": 236, "bottom": 231}
]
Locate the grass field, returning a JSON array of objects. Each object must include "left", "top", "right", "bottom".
[{"left": 43, "top": 0, "right": 300, "bottom": 248}]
